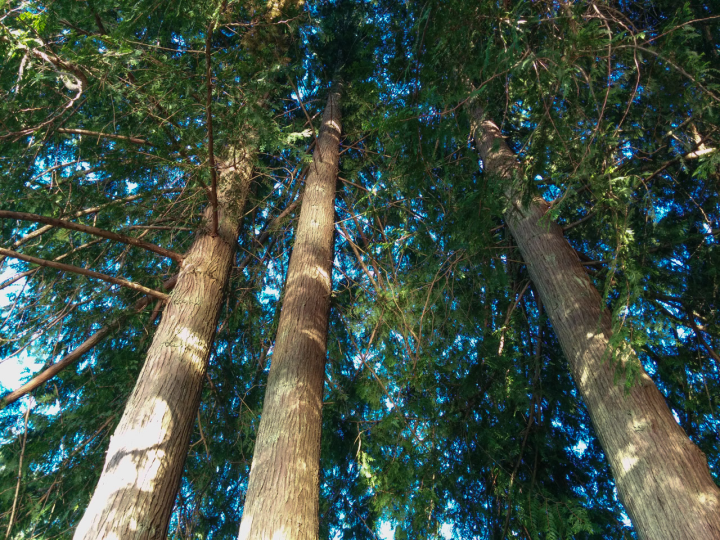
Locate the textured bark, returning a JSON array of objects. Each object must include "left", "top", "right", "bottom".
[
  {"left": 74, "top": 149, "right": 252, "bottom": 540},
  {"left": 237, "top": 88, "right": 341, "bottom": 540},
  {"left": 472, "top": 112, "right": 720, "bottom": 539}
]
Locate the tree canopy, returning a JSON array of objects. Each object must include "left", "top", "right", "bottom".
[{"left": 1, "top": 0, "right": 719, "bottom": 538}]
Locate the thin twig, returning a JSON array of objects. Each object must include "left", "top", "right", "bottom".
[
  {"left": 205, "top": 22, "right": 219, "bottom": 236},
  {"left": 498, "top": 280, "right": 531, "bottom": 355},
  {"left": 338, "top": 222, "right": 380, "bottom": 292},
  {"left": 5, "top": 403, "right": 31, "bottom": 539},
  {"left": 562, "top": 210, "right": 597, "bottom": 232},
  {"left": 197, "top": 411, "right": 211, "bottom": 461}
]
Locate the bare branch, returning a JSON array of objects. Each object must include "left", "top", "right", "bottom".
[
  {"left": 0, "top": 211, "right": 183, "bottom": 263},
  {"left": 1, "top": 326, "right": 113, "bottom": 409},
  {"left": 0, "top": 189, "right": 182, "bottom": 268},
  {"left": 56, "top": 128, "right": 151, "bottom": 146},
  {"left": 4, "top": 404, "right": 30, "bottom": 537},
  {"left": 0, "top": 248, "right": 169, "bottom": 300},
  {"left": 563, "top": 210, "right": 597, "bottom": 232},
  {"left": 338, "top": 222, "right": 381, "bottom": 292},
  {"left": 236, "top": 194, "right": 301, "bottom": 272}
]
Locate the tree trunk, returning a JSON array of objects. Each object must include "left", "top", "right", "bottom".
[
  {"left": 74, "top": 149, "right": 253, "bottom": 540},
  {"left": 237, "top": 87, "right": 341, "bottom": 540},
  {"left": 472, "top": 112, "right": 720, "bottom": 539}
]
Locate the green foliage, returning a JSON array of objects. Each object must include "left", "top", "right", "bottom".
[{"left": 1, "top": 0, "right": 719, "bottom": 538}]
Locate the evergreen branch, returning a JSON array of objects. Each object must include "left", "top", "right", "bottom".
[
  {"left": 0, "top": 248, "right": 169, "bottom": 300},
  {"left": 0, "top": 275, "right": 177, "bottom": 409},
  {"left": 615, "top": 45, "right": 720, "bottom": 104},
  {"left": 56, "top": 128, "right": 151, "bottom": 146},
  {"left": 0, "top": 190, "right": 182, "bottom": 268},
  {"left": 640, "top": 15, "right": 720, "bottom": 46},
  {"left": 0, "top": 211, "right": 183, "bottom": 263}
]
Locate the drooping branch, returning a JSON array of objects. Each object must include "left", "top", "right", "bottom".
[
  {"left": 0, "top": 211, "right": 183, "bottom": 263},
  {"left": 0, "top": 275, "right": 177, "bottom": 409},
  {"left": 0, "top": 248, "right": 169, "bottom": 300},
  {"left": 0, "top": 189, "right": 183, "bottom": 269}
]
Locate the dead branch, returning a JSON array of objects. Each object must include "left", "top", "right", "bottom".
[
  {"left": 56, "top": 128, "right": 150, "bottom": 146},
  {"left": 4, "top": 404, "right": 31, "bottom": 538},
  {"left": 0, "top": 189, "right": 182, "bottom": 268},
  {"left": 205, "top": 22, "right": 219, "bottom": 236}
]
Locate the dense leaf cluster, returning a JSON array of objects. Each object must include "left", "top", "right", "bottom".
[{"left": 1, "top": 0, "right": 718, "bottom": 538}]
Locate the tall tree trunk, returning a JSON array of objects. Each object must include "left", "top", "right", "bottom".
[
  {"left": 472, "top": 111, "right": 720, "bottom": 539},
  {"left": 237, "top": 87, "right": 341, "bottom": 540},
  {"left": 74, "top": 149, "right": 253, "bottom": 540}
]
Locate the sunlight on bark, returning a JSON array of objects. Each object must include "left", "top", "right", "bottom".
[
  {"left": 172, "top": 326, "right": 208, "bottom": 372},
  {"left": 618, "top": 445, "right": 638, "bottom": 476},
  {"left": 238, "top": 513, "right": 292, "bottom": 540},
  {"left": 302, "top": 328, "right": 325, "bottom": 348},
  {"left": 238, "top": 514, "right": 253, "bottom": 540},
  {"left": 73, "top": 397, "right": 171, "bottom": 538}
]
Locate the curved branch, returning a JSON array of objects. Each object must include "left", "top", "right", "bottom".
[
  {"left": 0, "top": 211, "right": 183, "bottom": 263},
  {"left": 0, "top": 248, "right": 169, "bottom": 300},
  {"left": 0, "top": 190, "right": 182, "bottom": 268}
]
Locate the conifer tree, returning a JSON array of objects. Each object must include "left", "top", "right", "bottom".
[
  {"left": 238, "top": 83, "right": 341, "bottom": 540},
  {"left": 472, "top": 109, "right": 720, "bottom": 539},
  {"left": 0, "top": 0, "right": 305, "bottom": 536},
  {"left": 1, "top": 0, "right": 719, "bottom": 538}
]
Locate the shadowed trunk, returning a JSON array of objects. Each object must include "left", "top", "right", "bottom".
[
  {"left": 237, "top": 87, "right": 341, "bottom": 540},
  {"left": 74, "top": 149, "right": 253, "bottom": 540},
  {"left": 472, "top": 111, "right": 720, "bottom": 539}
]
